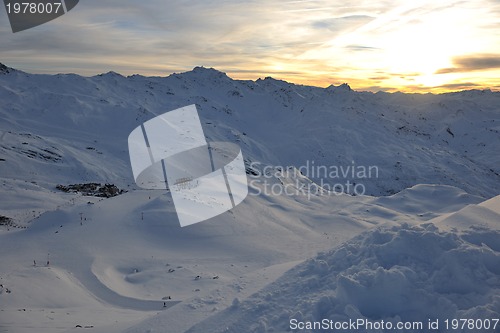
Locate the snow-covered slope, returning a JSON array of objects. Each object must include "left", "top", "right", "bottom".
[
  {"left": 1, "top": 64, "right": 499, "bottom": 204},
  {"left": 185, "top": 196, "right": 500, "bottom": 333},
  {"left": 0, "top": 64, "right": 498, "bottom": 333},
  {"left": 1, "top": 184, "right": 490, "bottom": 333}
]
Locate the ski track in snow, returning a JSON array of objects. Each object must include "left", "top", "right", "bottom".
[{"left": 71, "top": 266, "right": 180, "bottom": 312}]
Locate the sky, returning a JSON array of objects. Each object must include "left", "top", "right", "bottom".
[{"left": 1, "top": 0, "right": 499, "bottom": 92}]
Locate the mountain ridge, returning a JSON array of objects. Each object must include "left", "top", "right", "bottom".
[
  {"left": 1, "top": 63, "right": 498, "bottom": 201},
  {"left": 2, "top": 62, "right": 498, "bottom": 95}
]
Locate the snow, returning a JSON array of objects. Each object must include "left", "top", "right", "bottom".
[
  {"left": 186, "top": 196, "right": 500, "bottom": 333},
  {"left": 0, "top": 64, "right": 498, "bottom": 332}
]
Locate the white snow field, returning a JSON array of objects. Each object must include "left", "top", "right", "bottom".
[
  {"left": 0, "top": 64, "right": 499, "bottom": 332},
  {"left": 185, "top": 195, "right": 500, "bottom": 333}
]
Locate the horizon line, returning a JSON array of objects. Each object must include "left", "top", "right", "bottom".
[{"left": 1, "top": 62, "right": 498, "bottom": 95}]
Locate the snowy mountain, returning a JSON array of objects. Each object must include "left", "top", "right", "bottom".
[
  {"left": 0, "top": 64, "right": 498, "bottom": 333},
  {"left": 1, "top": 64, "right": 499, "bottom": 200}
]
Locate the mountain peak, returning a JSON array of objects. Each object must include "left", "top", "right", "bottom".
[
  {"left": 256, "top": 76, "right": 291, "bottom": 88},
  {"left": 191, "top": 66, "right": 228, "bottom": 77},
  {"left": 0, "top": 63, "right": 12, "bottom": 74},
  {"left": 326, "top": 82, "right": 352, "bottom": 92},
  {"left": 338, "top": 82, "right": 352, "bottom": 91},
  {"left": 174, "top": 66, "right": 232, "bottom": 85},
  {"left": 97, "top": 71, "right": 124, "bottom": 78}
]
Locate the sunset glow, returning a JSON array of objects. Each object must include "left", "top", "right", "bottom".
[{"left": 1, "top": 0, "right": 499, "bottom": 92}]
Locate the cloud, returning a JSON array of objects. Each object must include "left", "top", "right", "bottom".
[
  {"left": 436, "top": 82, "right": 481, "bottom": 89},
  {"left": 358, "top": 85, "right": 394, "bottom": 92},
  {"left": 395, "top": 82, "right": 486, "bottom": 93},
  {"left": 344, "top": 45, "right": 379, "bottom": 51},
  {"left": 312, "top": 15, "right": 374, "bottom": 31},
  {"left": 436, "top": 54, "right": 500, "bottom": 74},
  {"left": 368, "top": 76, "right": 390, "bottom": 80},
  {"left": 0, "top": 0, "right": 499, "bottom": 92}
]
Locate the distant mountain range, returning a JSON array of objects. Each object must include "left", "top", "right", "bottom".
[{"left": 1, "top": 63, "right": 498, "bottom": 202}]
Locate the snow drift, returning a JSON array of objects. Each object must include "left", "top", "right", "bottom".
[{"left": 187, "top": 196, "right": 500, "bottom": 333}]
